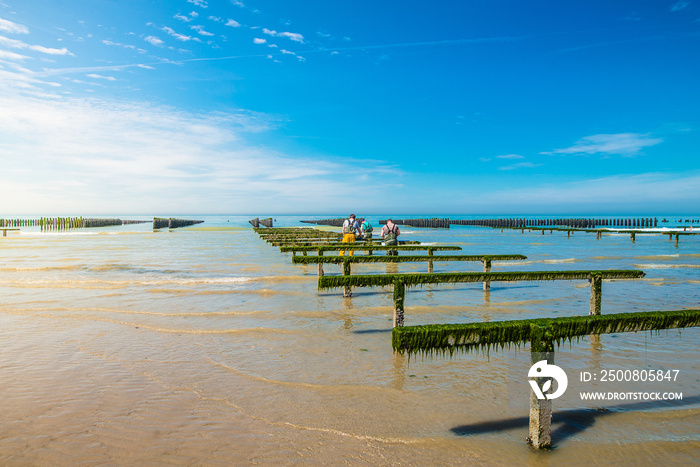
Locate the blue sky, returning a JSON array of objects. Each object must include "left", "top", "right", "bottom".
[{"left": 0, "top": 0, "right": 698, "bottom": 215}]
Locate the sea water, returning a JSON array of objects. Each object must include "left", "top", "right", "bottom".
[{"left": 0, "top": 215, "right": 698, "bottom": 465}]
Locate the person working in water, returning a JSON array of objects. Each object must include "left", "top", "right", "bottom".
[
  {"left": 340, "top": 214, "right": 361, "bottom": 256},
  {"left": 381, "top": 219, "right": 400, "bottom": 256},
  {"left": 359, "top": 218, "right": 373, "bottom": 240}
]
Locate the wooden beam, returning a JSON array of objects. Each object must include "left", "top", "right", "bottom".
[{"left": 391, "top": 309, "right": 700, "bottom": 449}]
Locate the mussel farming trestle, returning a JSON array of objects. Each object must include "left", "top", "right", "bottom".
[
  {"left": 319, "top": 269, "right": 646, "bottom": 327},
  {"left": 392, "top": 309, "right": 700, "bottom": 449},
  {"left": 153, "top": 218, "right": 205, "bottom": 230}
]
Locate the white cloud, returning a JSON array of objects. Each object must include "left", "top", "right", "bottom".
[
  {"left": 0, "top": 17, "right": 29, "bottom": 34},
  {"left": 174, "top": 14, "right": 192, "bottom": 22},
  {"left": 188, "top": 0, "right": 208, "bottom": 8},
  {"left": 0, "top": 49, "right": 28, "bottom": 60},
  {"left": 231, "top": 1, "right": 245, "bottom": 7},
  {"left": 144, "top": 35, "right": 164, "bottom": 46},
  {"left": 498, "top": 162, "right": 542, "bottom": 171},
  {"left": 543, "top": 133, "right": 663, "bottom": 157},
  {"left": 0, "top": 94, "right": 400, "bottom": 214},
  {"left": 280, "top": 49, "right": 295, "bottom": 55},
  {"left": 496, "top": 154, "right": 524, "bottom": 159},
  {"left": 102, "top": 40, "right": 147, "bottom": 54},
  {"left": 671, "top": 1, "right": 690, "bottom": 11},
  {"left": 162, "top": 26, "right": 194, "bottom": 41},
  {"left": 225, "top": 19, "right": 241, "bottom": 27},
  {"left": 262, "top": 28, "right": 304, "bottom": 43},
  {"left": 191, "top": 25, "right": 214, "bottom": 36},
  {"left": 87, "top": 74, "right": 116, "bottom": 81},
  {"left": 253, "top": 38, "right": 266, "bottom": 44},
  {"left": 0, "top": 35, "right": 71, "bottom": 55}
]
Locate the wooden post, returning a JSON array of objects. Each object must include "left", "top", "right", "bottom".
[
  {"left": 393, "top": 279, "right": 405, "bottom": 327},
  {"left": 589, "top": 275, "right": 602, "bottom": 315},
  {"left": 483, "top": 258, "right": 492, "bottom": 291},
  {"left": 318, "top": 263, "right": 324, "bottom": 276},
  {"left": 675, "top": 234, "right": 679, "bottom": 248},
  {"left": 343, "top": 260, "right": 352, "bottom": 297},
  {"left": 527, "top": 330, "right": 554, "bottom": 449},
  {"left": 631, "top": 232, "right": 635, "bottom": 243}
]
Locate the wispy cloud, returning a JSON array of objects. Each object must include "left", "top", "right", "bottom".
[
  {"left": 102, "top": 40, "right": 147, "bottom": 54},
  {"left": 671, "top": 1, "right": 690, "bottom": 11},
  {"left": 262, "top": 28, "right": 304, "bottom": 43},
  {"left": 225, "top": 19, "right": 241, "bottom": 27},
  {"left": 144, "top": 35, "right": 164, "bottom": 47},
  {"left": 161, "top": 26, "right": 196, "bottom": 42},
  {"left": 0, "top": 49, "right": 28, "bottom": 60},
  {"left": 496, "top": 154, "right": 524, "bottom": 159},
  {"left": 253, "top": 38, "right": 266, "bottom": 44},
  {"left": 190, "top": 25, "right": 214, "bottom": 36},
  {"left": 0, "top": 35, "right": 71, "bottom": 55},
  {"left": 0, "top": 93, "right": 400, "bottom": 214},
  {"left": 86, "top": 74, "right": 116, "bottom": 81},
  {"left": 187, "top": 0, "right": 208, "bottom": 8},
  {"left": 174, "top": 14, "right": 192, "bottom": 22},
  {"left": 0, "top": 17, "right": 29, "bottom": 34},
  {"left": 498, "top": 162, "right": 542, "bottom": 171},
  {"left": 543, "top": 133, "right": 663, "bottom": 157}
]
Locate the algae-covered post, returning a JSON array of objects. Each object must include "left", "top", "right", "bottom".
[
  {"left": 482, "top": 258, "right": 492, "bottom": 291},
  {"left": 393, "top": 279, "right": 405, "bottom": 327},
  {"left": 589, "top": 275, "right": 602, "bottom": 315},
  {"left": 392, "top": 309, "right": 700, "bottom": 449},
  {"left": 343, "top": 260, "right": 352, "bottom": 297},
  {"left": 528, "top": 325, "right": 555, "bottom": 449}
]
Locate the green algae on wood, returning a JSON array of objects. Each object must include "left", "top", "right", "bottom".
[
  {"left": 293, "top": 254, "right": 526, "bottom": 264},
  {"left": 280, "top": 245, "right": 459, "bottom": 253},
  {"left": 392, "top": 309, "right": 700, "bottom": 357},
  {"left": 318, "top": 270, "right": 645, "bottom": 290}
]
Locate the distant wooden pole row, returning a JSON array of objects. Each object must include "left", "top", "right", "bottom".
[
  {"left": 298, "top": 217, "right": 683, "bottom": 230},
  {"left": 452, "top": 217, "right": 659, "bottom": 228},
  {"left": 1, "top": 219, "right": 42, "bottom": 227},
  {"left": 153, "top": 218, "right": 205, "bottom": 230},
  {"left": 300, "top": 218, "right": 344, "bottom": 227},
  {"left": 378, "top": 218, "right": 451, "bottom": 229},
  {"left": 248, "top": 217, "right": 274, "bottom": 228}
]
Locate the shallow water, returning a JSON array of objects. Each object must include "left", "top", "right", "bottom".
[{"left": 0, "top": 215, "right": 698, "bottom": 465}]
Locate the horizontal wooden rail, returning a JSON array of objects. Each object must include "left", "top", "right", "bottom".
[
  {"left": 318, "top": 270, "right": 644, "bottom": 289},
  {"left": 295, "top": 254, "right": 527, "bottom": 279},
  {"left": 293, "top": 254, "right": 527, "bottom": 264},
  {"left": 391, "top": 309, "right": 700, "bottom": 449},
  {"left": 392, "top": 309, "right": 699, "bottom": 355},
  {"left": 280, "top": 245, "right": 461, "bottom": 253},
  {"left": 319, "top": 270, "right": 645, "bottom": 326}
]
